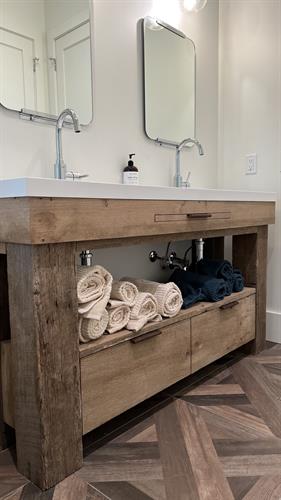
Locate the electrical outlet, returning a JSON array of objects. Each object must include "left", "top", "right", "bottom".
[{"left": 246, "top": 153, "right": 257, "bottom": 175}]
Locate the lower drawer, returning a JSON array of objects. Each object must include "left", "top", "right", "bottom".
[
  {"left": 191, "top": 294, "right": 255, "bottom": 373},
  {"left": 81, "top": 319, "right": 191, "bottom": 433}
]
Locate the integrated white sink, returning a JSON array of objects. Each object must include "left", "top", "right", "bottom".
[{"left": 0, "top": 177, "right": 277, "bottom": 202}]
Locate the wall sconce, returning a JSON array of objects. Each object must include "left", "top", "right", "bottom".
[
  {"left": 184, "top": 0, "right": 208, "bottom": 12},
  {"left": 150, "top": 0, "right": 181, "bottom": 27}
]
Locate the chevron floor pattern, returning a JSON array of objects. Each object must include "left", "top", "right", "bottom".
[{"left": 0, "top": 343, "right": 280, "bottom": 499}]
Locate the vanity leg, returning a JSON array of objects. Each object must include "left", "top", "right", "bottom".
[
  {"left": 0, "top": 254, "right": 11, "bottom": 450},
  {"left": 6, "top": 243, "right": 82, "bottom": 490},
  {"left": 232, "top": 226, "right": 268, "bottom": 354}
]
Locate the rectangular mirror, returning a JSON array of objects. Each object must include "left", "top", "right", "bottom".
[
  {"left": 0, "top": 0, "right": 93, "bottom": 125},
  {"left": 143, "top": 17, "right": 195, "bottom": 145}
]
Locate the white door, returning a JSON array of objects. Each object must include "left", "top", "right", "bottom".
[
  {"left": 0, "top": 28, "right": 36, "bottom": 110},
  {"left": 53, "top": 21, "right": 92, "bottom": 124}
]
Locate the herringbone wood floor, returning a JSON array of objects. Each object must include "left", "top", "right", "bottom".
[{"left": 0, "top": 343, "right": 280, "bottom": 499}]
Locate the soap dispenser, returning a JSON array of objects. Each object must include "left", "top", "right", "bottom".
[{"left": 123, "top": 153, "right": 139, "bottom": 185}]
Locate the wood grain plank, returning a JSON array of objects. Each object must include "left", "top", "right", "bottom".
[
  {"left": 0, "top": 197, "right": 275, "bottom": 245},
  {"left": 187, "top": 384, "right": 245, "bottom": 396},
  {"left": 1, "top": 341, "right": 14, "bottom": 428},
  {"left": 176, "top": 401, "right": 234, "bottom": 500},
  {"left": 154, "top": 402, "right": 200, "bottom": 500},
  {"left": 130, "top": 480, "right": 166, "bottom": 500},
  {"left": 233, "top": 226, "right": 268, "bottom": 353},
  {"left": 191, "top": 294, "right": 255, "bottom": 373},
  {"left": 221, "top": 454, "right": 281, "bottom": 477},
  {"left": 7, "top": 243, "right": 82, "bottom": 490},
  {"left": 0, "top": 449, "right": 28, "bottom": 499},
  {"left": 214, "top": 438, "right": 281, "bottom": 457},
  {"left": 199, "top": 405, "right": 274, "bottom": 441},
  {"left": 81, "top": 320, "right": 190, "bottom": 433},
  {"left": 0, "top": 254, "right": 10, "bottom": 450},
  {"left": 90, "top": 482, "right": 152, "bottom": 500},
  {"left": 243, "top": 475, "right": 281, "bottom": 499},
  {"left": 227, "top": 477, "right": 260, "bottom": 500},
  {"left": 232, "top": 359, "right": 281, "bottom": 438}
]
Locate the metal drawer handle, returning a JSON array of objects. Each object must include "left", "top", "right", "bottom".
[
  {"left": 220, "top": 301, "right": 239, "bottom": 311},
  {"left": 187, "top": 213, "right": 212, "bottom": 219},
  {"left": 130, "top": 329, "right": 162, "bottom": 344}
]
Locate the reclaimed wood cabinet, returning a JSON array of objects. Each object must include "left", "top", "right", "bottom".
[{"left": 0, "top": 194, "right": 275, "bottom": 489}]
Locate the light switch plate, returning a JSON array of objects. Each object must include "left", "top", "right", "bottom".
[{"left": 246, "top": 153, "right": 257, "bottom": 175}]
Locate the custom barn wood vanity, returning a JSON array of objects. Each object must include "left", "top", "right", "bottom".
[{"left": 0, "top": 179, "right": 276, "bottom": 490}]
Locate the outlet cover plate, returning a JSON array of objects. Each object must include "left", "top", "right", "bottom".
[{"left": 246, "top": 153, "right": 257, "bottom": 175}]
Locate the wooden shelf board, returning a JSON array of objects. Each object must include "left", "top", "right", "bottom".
[{"left": 79, "top": 287, "right": 256, "bottom": 359}]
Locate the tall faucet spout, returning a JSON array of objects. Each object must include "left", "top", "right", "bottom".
[
  {"left": 174, "top": 137, "right": 204, "bottom": 188},
  {"left": 54, "top": 108, "right": 81, "bottom": 180}
]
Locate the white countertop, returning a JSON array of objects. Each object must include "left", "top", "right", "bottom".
[{"left": 0, "top": 177, "right": 277, "bottom": 202}]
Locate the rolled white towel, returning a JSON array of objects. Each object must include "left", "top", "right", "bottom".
[
  {"left": 106, "top": 301, "right": 130, "bottom": 334},
  {"left": 79, "top": 310, "right": 109, "bottom": 343},
  {"left": 123, "top": 277, "right": 183, "bottom": 318},
  {"left": 77, "top": 265, "right": 113, "bottom": 320},
  {"left": 127, "top": 292, "right": 162, "bottom": 332},
  {"left": 110, "top": 280, "right": 138, "bottom": 306}
]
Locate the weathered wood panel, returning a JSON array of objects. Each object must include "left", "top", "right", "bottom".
[{"left": 7, "top": 243, "right": 82, "bottom": 490}]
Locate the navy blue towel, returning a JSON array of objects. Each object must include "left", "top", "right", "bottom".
[
  {"left": 178, "top": 283, "right": 205, "bottom": 309},
  {"left": 170, "top": 269, "right": 227, "bottom": 303},
  {"left": 197, "top": 258, "right": 233, "bottom": 281},
  {"left": 233, "top": 270, "right": 244, "bottom": 292}
]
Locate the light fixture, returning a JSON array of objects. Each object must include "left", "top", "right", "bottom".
[
  {"left": 150, "top": 0, "right": 181, "bottom": 27},
  {"left": 184, "top": 0, "right": 208, "bottom": 12}
]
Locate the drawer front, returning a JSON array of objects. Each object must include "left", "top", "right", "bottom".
[
  {"left": 22, "top": 198, "right": 275, "bottom": 244},
  {"left": 191, "top": 295, "right": 255, "bottom": 373},
  {"left": 81, "top": 319, "right": 191, "bottom": 433}
]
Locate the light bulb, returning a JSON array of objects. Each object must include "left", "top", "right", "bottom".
[{"left": 184, "top": 0, "right": 208, "bottom": 12}]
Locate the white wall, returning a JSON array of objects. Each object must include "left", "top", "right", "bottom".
[
  {"left": 0, "top": 0, "right": 219, "bottom": 188},
  {"left": 218, "top": 0, "right": 281, "bottom": 342}
]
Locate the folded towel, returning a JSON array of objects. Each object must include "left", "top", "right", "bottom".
[
  {"left": 123, "top": 277, "right": 183, "bottom": 318},
  {"left": 106, "top": 301, "right": 130, "bottom": 334},
  {"left": 127, "top": 292, "right": 162, "bottom": 332},
  {"left": 197, "top": 258, "right": 233, "bottom": 281},
  {"left": 110, "top": 280, "right": 138, "bottom": 306},
  {"left": 77, "top": 265, "right": 113, "bottom": 320},
  {"left": 233, "top": 271, "right": 244, "bottom": 292},
  {"left": 179, "top": 283, "right": 205, "bottom": 309},
  {"left": 225, "top": 277, "right": 234, "bottom": 296},
  {"left": 170, "top": 269, "right": 227, "bottom": 302},
  {"left": 79, "top": 310, "right": 109, "bottom": 343}
]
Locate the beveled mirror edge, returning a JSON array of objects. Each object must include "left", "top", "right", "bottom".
[
  {"left": 0, "top": 0, "right": 95, "bottom": 128},
  {"left": 142, "top": 16, "right": 197, "bottom": 148}
]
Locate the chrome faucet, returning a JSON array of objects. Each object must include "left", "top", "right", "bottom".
[
  {"left": 175, "top": 138, "right": 204, "bottom": 188},
  {"left": 54, "top": 108, "right": 87, "bottom": 180}
]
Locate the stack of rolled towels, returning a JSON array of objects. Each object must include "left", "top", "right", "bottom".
[
  {"left": 170, "top": 258, "right": 245, "bottom": 309},
  {"left": 77, "top": 265, "right": 183, "bottom": 343}
]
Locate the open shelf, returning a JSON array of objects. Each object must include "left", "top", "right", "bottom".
[{"left": 79, "top": 287, "right": 256, "bottom": 359}]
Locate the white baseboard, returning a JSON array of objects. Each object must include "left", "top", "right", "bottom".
[{"left": 266, "top": 310, "right": 281, "bottom": 344}]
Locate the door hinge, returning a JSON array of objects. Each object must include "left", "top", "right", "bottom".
[
  {"left": 49, "top": 57, "right": 57, "bottom": 71},
  {"left": 33, "top": 57, "right": 40, "bottom": 72}
]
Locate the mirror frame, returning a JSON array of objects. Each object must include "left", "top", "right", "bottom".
[
  {"left": 0, "top": 0, "right": 95, "bottom": 127},
  {"left": 142, "top": 16, "right": 196, "bottom": 147}
]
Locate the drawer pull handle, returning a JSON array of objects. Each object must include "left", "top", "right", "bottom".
[
  {"left": 220, "top": 301, "right": 239, "bottom": 311},
  {"left": 187, "top": 213, "right": 212, "bottom": 219},
  {"left": 130, "top": 329, "right": 162, "bottom": 344}
]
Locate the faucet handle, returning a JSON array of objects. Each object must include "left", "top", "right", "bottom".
[
  {"left": 65, "top": 171, "right": 89, "bottom": 181},
  {"left": 181, "top": 171, "right": 191, "bottom": 188}
]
